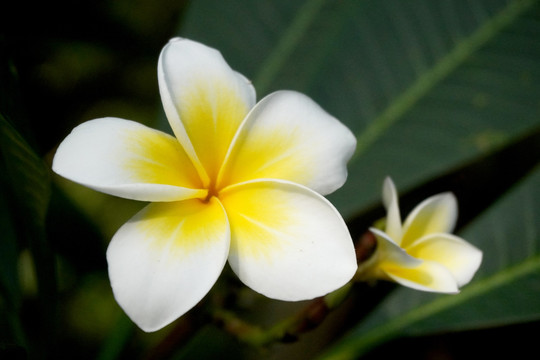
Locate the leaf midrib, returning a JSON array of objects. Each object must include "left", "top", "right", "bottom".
[
  {"left": 253, "top": 0, "right": 328, "bottom": 94},
  {"left": 251, "top": 0, "right": 538, "bottom": 164},
  {"left": 347, "top": 0, "right": 539, "bottom": 161}
]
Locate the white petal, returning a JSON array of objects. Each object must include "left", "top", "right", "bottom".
[
  {"left": 407, "top": 233, "right": 483, "bottom": 287},
  {"left": 220, "top": 179, "right": 357, "bottom": 301},
  {"left": 369, "top": 228, "right": 420, "bottom": 267},
  {"left": 370, "top": 228, "right": 458, "bottom": 293},
  {"left": 402, "top": 192, "right": 458, "bottom": 248},
  {"left": 217, "top": 91, "right": 356, "bottom": 195},
  {"left": 382, "top": 177, "right": 403, "bottom": 243},
  {"left": 385, "top": 260, "right": 460, "bottom": 294},
  {"left": 106, "top": 198, "right": 229, "bottom": 332},
  {"left": 158, "top": 38, "right": 256, "bottom": 183},
  {"left": 53, "top": 118, "right": 206, "bottom": 201}
]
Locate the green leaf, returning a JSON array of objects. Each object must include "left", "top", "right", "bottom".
[
  {"left": 0, "top": 165, "right": 25, "bottom": 348},
  {"left": 319, "top": 165, "right": 540, "bottom": 360},
  {"left": 332, "top": 0, "right": 540, "bottom": 218},
  {"left": 0, "top": 113, "right": 55, "bottom": 356},
  {"left": 180, "top": 0, "right": 540, "bottom": 219},
  {"left": 0, "top": 115, "right": 50, "bottom": 227}
]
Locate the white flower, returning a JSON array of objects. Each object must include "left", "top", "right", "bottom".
[
  {"left": 53, "top": 38, "right": 357, "bottom": 332},
  {"left": 359, "top": 177, "right": 482, "bottom": 293}
]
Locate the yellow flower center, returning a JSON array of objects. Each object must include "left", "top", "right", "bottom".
[{"left": 203, "top": 182, "right": 220, "bottom": 203}]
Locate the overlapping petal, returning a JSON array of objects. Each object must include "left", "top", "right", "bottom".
[
  {"left": 106, "top": 198, "right": 230, "bottom": 332},
  {"left": 369, "top": 228, "right": 420, "bottom": 268},
  {"left": 220, "top": 179, "right": 357, "bottom": 301},
  {"left": 407, "top": 233, "right": 483, "bottom": 287},
  {"left": 401, "top": 193, "right": 458, "bottom": 248},
  {"left": 158, "top": 38, "right": 256, "bottom": 184},
  {"left": 382, "top": 177, "right": 403, "bottom": 242},
  {"left": 371, "top": 228, "right": 458, "bottom": 292},
  {"left": 52, "top": 118, "right": 206, "bottom": 201},
  {"left": 383, "top": 260, "right": 459, "bottom": 293},
  {"left": 217, "top": 91, "right": 356, "bottom": 195}
]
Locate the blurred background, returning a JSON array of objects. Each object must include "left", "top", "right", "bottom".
[{"left": 1, "top": 0, "right": 540, "bottom": 359}]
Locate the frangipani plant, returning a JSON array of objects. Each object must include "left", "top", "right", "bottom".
[
  {"left": 4, "top": 1, "right": 540, "bottom": 359},
  {"left": 52, "top": 38, "right": 357, "bottom": 332},
  {"left": 358, "top": 177, "right": 483, "bottom": 293}
]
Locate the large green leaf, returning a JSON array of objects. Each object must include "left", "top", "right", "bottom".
[
  {"left": 319, "top": 164, "right": 540, "bottom": 359},
  {"left": 180, "top": 0, "right": 540, "bottom": 219}
]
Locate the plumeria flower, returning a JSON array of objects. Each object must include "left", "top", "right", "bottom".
[
  {"left": 357, "top": 177, "right": 482, "bottom": 293},
  {"left": 53, "top": 38, "right": 357, "bottom": 332}
]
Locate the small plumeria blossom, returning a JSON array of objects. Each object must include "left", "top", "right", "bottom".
[
  {"left": 53, "top": 38, "right": 357, "bottom": 332},
  {"left": 358, "top": 177, "right": 482, "bottom": 293}
]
